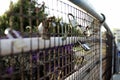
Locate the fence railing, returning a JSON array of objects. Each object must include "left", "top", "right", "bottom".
[{"left": 0, "top": 0, "right": 117, "bottom": 80}]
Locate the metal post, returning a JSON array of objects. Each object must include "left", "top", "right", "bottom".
[
  {"left": 117, "top": 50, "right": 119, "bottom": 73},
  {"left": 116, "top": 50, "right": 118, "bottom": 73},
  {"left": 99, "top": 26, "right": 102, "bottom": 80},
  {"left": 112, "top": 38, "right": 115, "bottom": 75},
  {"left": 99, "top": 14, "right": 105, "bottom": 80}
]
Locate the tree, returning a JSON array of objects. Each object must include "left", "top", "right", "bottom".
[{"left": 0, "top": 0, "right": 47, "bottom": 33}]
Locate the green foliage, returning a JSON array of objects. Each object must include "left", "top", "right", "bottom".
[
  {"left": 0, "top": 14, "right": 9, "bottom": 34},
  {"left": 0, "top": 0, "right": 47, "bottom": 33},
  {"left": 0, "top": 0, "right": 83, "bottom": 37}
]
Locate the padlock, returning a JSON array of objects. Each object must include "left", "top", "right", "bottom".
[
  {"left": 4, "top": 28, "right": 26, "bottom": 49},
  {"left": 68, "top": 13, "right": 88, "bottom": 36},
  {"left": 77, "top": 24, "right": 86, "bottom": 35},
  {"left": 68, "top": 13, "right": 78, "bottom": 28},
  {"left": 49, "top": 17, "right": 56, "bottom": 34},
  {"left": 77, "top": 40, "right": 90, "bottom": 51},
  {"left": 83, "top": 26, "right": 93, "bottom": 37},
  {"left": 26, "top": 26, "right": 32, "bottom": 32},
  {"left": 87, "top": 19, "right": 99, "bottom": 36},
  {"left": 4, "top": 28, "right": 22, "bottom": 39},
  {"left": 62, "top": 32, "right": 68, "bottom": 41},
  {"left": 38, "top": 16, "right": 56, "bottom": 40},
  {"left": 74, "top": 56, "right": 85, "bottom": 70}
]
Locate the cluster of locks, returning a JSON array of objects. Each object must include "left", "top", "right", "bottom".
[{"left": 37, "top": 13, "right": 97, "bottom": 40}]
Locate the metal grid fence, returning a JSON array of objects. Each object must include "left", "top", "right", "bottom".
[{"left": 0, "top": 0, "right": 116, "bottom": 80}]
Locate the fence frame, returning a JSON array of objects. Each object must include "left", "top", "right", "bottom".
[{"left": 0, "top": 0, "right": 117, "bottom": 80}]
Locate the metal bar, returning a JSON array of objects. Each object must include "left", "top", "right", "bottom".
[
  {"left": 69, "top": 0, "right": 102, "bottom": 21},
  {"left": 0, "top": 37, "right": 78, "bottom": 56},
  {"left": 20, "top": 0, "right": 24, "bottom": 32},
  {"left": 112, "top": 38, "right": 115, "bottom": 75},
  {"left": 69, "top": 0, "right": 114, "bottom": 37},
  {"left": 99, "top": 26, "right": 102, "bottom": 80}
]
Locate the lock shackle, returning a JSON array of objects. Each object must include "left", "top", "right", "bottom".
[
  {"left": 68, "top": 13, "right": 79, "bottom": 28},
  {"left": 68, "top": 13, "right": 75, "bottom": 21},
  {"left": 4, "top": 28, "right": 22, "bottom": 39}
]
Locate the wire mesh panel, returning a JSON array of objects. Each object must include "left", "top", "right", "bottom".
[
  {"left": 102, "top": 32, "right": 113, "bottom": 80},
  {"left": 0, "top": 0, "right": 116, "bottom": 80}
]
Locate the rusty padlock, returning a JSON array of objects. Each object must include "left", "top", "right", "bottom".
[{"left": 4, "top": 28, "right": 27, "bottom": 49}]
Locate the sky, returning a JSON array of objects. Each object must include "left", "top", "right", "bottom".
[
  {"left": 89, "top": 0, "right": 120, "bottom": 30},
  {"left": 0, "top": 0, "right": 119, "bottom": 30},
  {"left": 0, "top": 0, "right": 18, "bottom": 15}
]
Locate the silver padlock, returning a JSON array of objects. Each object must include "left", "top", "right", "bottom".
[
  {"left": 77, "top": 25, "right": 86, "bottom": 35},
  {"left": 77, "top": 40, "right": 90, "bottom": 51},
  {"left": 4, "top": 28, "right": 26, "bottom": 49},
  {"left": 68, "top": 13, "right": 78, "bottom": 27},
  {"left": 68, "top": 13, "right": 87, "bottom": 36},
  {"left": 86, "top": 19, "right": 99, "bottom": 36},
  {"left": 83, "top": 26, "right": 93, "bottom": 37},
  {"left": 4, "top": 28, "right": 22, "bottom": 39}
]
